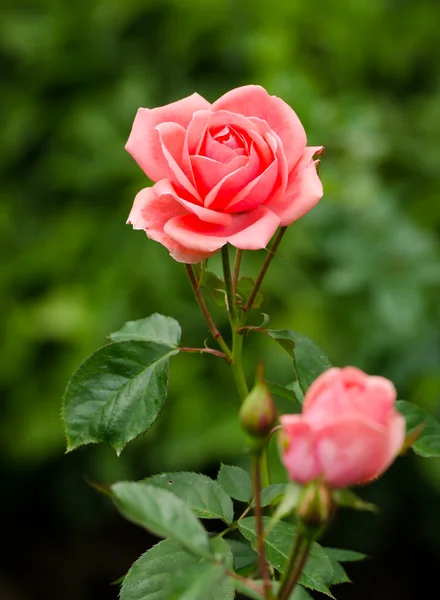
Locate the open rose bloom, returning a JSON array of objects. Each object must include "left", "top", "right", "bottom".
[
  {"left": 280, "top": 367, "right": 406, "bottom": 488},
  {"left": 126, "top": 85, "right": 323, "bottom": 263}
]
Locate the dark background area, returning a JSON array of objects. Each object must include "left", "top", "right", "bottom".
[{"left": 1, "top": 0, "right": 440, "bottom": 598}]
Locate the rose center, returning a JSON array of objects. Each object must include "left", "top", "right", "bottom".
[{"left": 211, "top": 125, "right": 246, "bottom": 151}]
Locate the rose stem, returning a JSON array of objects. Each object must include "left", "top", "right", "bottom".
[
  {"left": 185, "top": 263, "right": 232, "bottom": 359},
  {"left": 221, "top": 245, "right": 249, "bottom": 402},
  {"left": 252, "top": 452, "right": 273, "bottom": 600},
  {"left": 243, "top": 226, "right": 287, "bottom": 313},
  {"left": 277, "top": 523, "right": 307, "bottom": 600},
  {"left": 278, "top": 538, "right": 311, "bottom": 600},
  {"left": 232, "top": 249, "right": 243, "bottom": 297}
]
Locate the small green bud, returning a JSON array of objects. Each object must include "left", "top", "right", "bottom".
[
  {"left": 239, "top": 365, "right": 276, "bottom": 443},
  {"left": 297, "top": 480, "right": 333, "bottom": 531}
]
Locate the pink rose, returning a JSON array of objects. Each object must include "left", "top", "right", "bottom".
[
  {"left": 126, "top": 85, "right": 323, "bottom": 263},
  {"left": 279, "top": 367, "right": 405, "bottom": 488}
]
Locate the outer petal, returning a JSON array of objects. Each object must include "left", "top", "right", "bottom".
[
  {"left": 382, "top": 412, "right": 406, "bottom": 470},
  {"left": 125, "top": 93, "right": 211, "bottom": 182},
  {"left": 279, "top": 415, "right": 321, "bottom": 484},
  {"left": 164, "top": 206, "right": 280, "bottom": 253},
  {"left": 155, "top": 122, "right": 202, "bottom": 202},
  {"left": 303, "top": 368, "right": 342, "bottom": 413},
  {"left": 267, "top": 155, "right": 323, "bottom": 226},
  {"left": 127, "top": 184, "right": 214, "bottom": 263},
  {"left": 154, "top": 179, "right": 232, "bottom": 225},
  {"left": 316, "top": 417, "right": 390, "bottom": 488},
  {"left": 212, "top": 85, "right": 307, "bottom": 170}
]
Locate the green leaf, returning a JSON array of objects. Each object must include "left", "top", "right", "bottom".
[
  {"left": 199, "top": 270, "right": 227, "bottom": 307},
  {"left": 324, "top": 547, "right": 367, "bottom": 562},
  {"left": 168, "top": 563, "right": 227, "bottom": 599},
  {"left": 227, "top": 540, "right": 257, "bottom": 571},
  {"left": 112, "top": 481, "right": 210, "bottom": 558},
  {"left": 332, "top": 489, "right": 379, "bottom": 513},
  {"left": 329, "top": 560, "right": 351, "bottom": 585},
  {"left": 217, "top": 464, "right": 253, "bottom": 503},
  {"left": 120, "top": 538, "right": 233, "bottom": 600},
  {"left": 63, "top": 341, "right": 177, "bottom": 454},
  {"left": 265, "top": 381, "right": 300, "bottom": 404},
  {"left": 266, "top": 330, "right": 332, "bottom": 394},
  {"left": 143, "top": 472, "right": 234, "bottom": 524},
  {"left": 396, "top": 400, "right": 440, "bottom": 458},
  {"left": 260, "top": 484, "right": 288, "bottom": 507},
  {"left": 238, "top": 517, "right": 335, "bottom": 596},
  {"left": 229, "top": 577, "right": 264, "bottom": 599},
  {"left": 264, "top": 483, "right": 301, "bottom": 536},
  {"left": 109, "top": 313, "right": 181, "bottom": 346}
]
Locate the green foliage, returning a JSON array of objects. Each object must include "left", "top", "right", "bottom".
[
  {"left": 397, "top": 400, "right": 440, "bottom": 458},
  {"left": 332, "top": 489, "right": 379, "bottom": 513},
  {"left": 217, "top": 464, "right": 253, "bottom": 503},
  {"left": 109, "top": 314, "right": 181, "bottom": 346},
  {"left": 238, "top": 517, "right": 335, "bottom": 596},
  {"left": 63, "top": 340, "right": 178, "bottom": 454},
  {"left": 112, "top": 481, "right": 210, "bottom": 557},
  {"left": 120, "top": 538, "right": 233, "bottom": 600},
  {"left": 266, "top": 330, "right": 332, "bottom": 394},
  {"left": 143, "top": 471, "right": 234, "bottom": 524}
]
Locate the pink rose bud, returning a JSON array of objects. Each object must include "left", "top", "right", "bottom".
[
  {"left": 125, "top": 85, "right": 323, "bottom": 263},
  {"left": 279, "top": 367, "right": 406, "bottom": 488},
  {"left": 240, "top": 366, "right": 276, "bottom": 445}
]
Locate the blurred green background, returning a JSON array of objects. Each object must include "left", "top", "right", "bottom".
[{"left": 1, "top": 0, "right": 440, "bottom": 598}]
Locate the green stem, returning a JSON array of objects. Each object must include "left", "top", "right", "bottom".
[
  {"left": 243, "top": 227, "right": 287, "bottom": 313},
  {"left": 221, "top": 245, "right": 249, "bottom": 402},
  {"left": 232, "top": 249, "right": 243, "bottom": 297},
  {"left": 222, "top": 245, "right": 238, "bottom": 323},
  {"left": 277, "top": 523, "right": 308, "bottom": 600},
  {"left": 185, "top": 264, "right": 232, "bottom": 359},
  {"left": 252, "top": 453, "right": 273, "bottom": 600},
  {"left": 278, "top": 540, "right": 311, "bottom": 600}
]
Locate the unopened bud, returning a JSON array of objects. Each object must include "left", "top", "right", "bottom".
[
  {"left": 297, "top": 480, "right": 333, "bottom": 530},
  {"left": 239, "top": 365, "right": 276, "bottom": 443}
]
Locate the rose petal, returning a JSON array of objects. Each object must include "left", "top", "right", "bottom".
[
  {"left": 164, "top": 206, "right": 280, "bottom": 253},
  {"left": 155, "top": 122, "right": 202, "bottom": 202},
  {"left": 316, "top": 417, "right": 390, "bottom": 488},
  {"left": 212, "top": 85, "right": 307, "bottom": 170},
  {"left": 125, "top": 93, "right": 210, "bottom": 181},
  {"left": 127, "top": 184, "right": 213, "bottom": 263},
  {"left": 225, "top": 158, "right": 279, "bottom": 213},
  {"left": 190, "top": 154, "right": 248, "bottom": 199},
  {"left": 267, "top": 157, "right": 323, "bottom": 226},
  {"left": 154, "top": 179, "right": 232, "bottom": 225},
  {"left": 279, "top": 416, "right": 321, "bottom": 484},
  {"left": 204, "top": 142, "right": 263, "bottom": 209}
]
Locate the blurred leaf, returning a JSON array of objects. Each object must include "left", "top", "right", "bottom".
[
  {"left": 217, "top": 464, "right": 253, "bottom": 503},
  {"left": 112, "top": 481, "right": 210, "bottom": 557},
  {"left": 332, "top": 489, "right": 379, "bottom": 513},
  {"left": 259, "top": 484, "right": 288, "bottom": 507},
  {"left": 265, "top": 381, "right": 300, "bottom": 404},
  {"left": 324, "top": 548, "right": 367, "bottom": 562},
  {"left": 63, "top": 341, "right": 177, "bottom": 454},
  {"left": 238, "top": 517, "right": 335, "bottom": 596},
  {"left": 226, "top": 539, "right": 257, "bottom": 571},
  {"left": 397, "top": 400, "right": 440, "bottom": 458},
  {"left": 143, "top": 471, "right": 234, "bottom": 524},
  {"left": 109, "top": 314, "right": 181, "bottom": 346},
  {"left": 264, "top": 483, "right": 301, "bottom": 536},
  {"left": 266, "top": 330, "right": 332, "bottom": 394}
]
